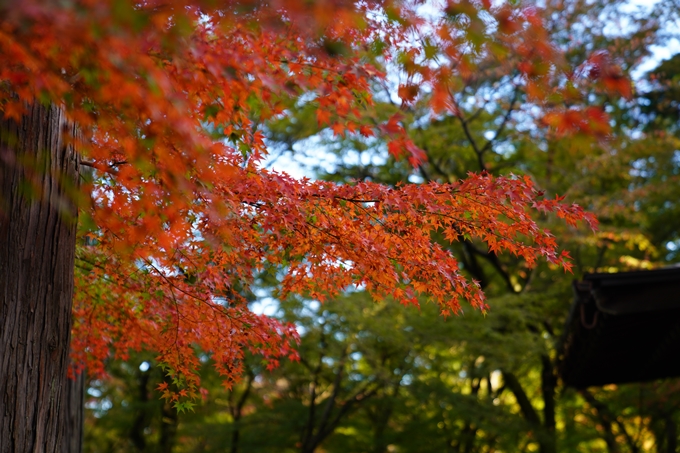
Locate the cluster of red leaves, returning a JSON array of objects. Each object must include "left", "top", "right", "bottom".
[
  {"left": 73, "top": 167, "right": 596, "bottom": 395},
  {"left": 1, "top": 0, "right": 599, "bottom": 400}
]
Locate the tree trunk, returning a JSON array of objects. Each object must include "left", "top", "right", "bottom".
[
  {"left": 540, "top": 355, "right": 557, "bottom": 453},
  {"left": 130, "top": 368, "right": 151, "bottom": 452},
  {"left": 0, "top": 101, "right": 80, "bottom": 453}
]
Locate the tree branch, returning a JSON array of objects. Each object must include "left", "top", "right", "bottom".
[
  {"left": 314, "top": 348, "right": 348, "bottom": 441},
  {"left": 581, "top": 389, "right": 639, "bottom": 453},
  {"left": 480, "top": 85, "right": 520, "bottom": 156},
  {"left": 502, "top": 371, "right": 541, "bottom": 426},
  {"left": 580, "top": 390, "right": 621, "bottom": 453}
]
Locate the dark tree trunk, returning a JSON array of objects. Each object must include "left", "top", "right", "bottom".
[
  {"left": 0, "top": 102, "right": 80, "bottom": 453},
  {"left": 130, "top": 369, "right": 151, "bottom": 452},
  {"left": 540, "top": 355, "right": 557, "bottom": 453}
]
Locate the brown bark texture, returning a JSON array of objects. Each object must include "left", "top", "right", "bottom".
[{"left": 0, "top": 102, "right": 80, "bottom": 453}]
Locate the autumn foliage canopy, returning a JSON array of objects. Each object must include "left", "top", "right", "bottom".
[{"left": 0, "top": 0, "right": 623, "bottom": 405}]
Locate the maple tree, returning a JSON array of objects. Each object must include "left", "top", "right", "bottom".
[
  {"left": 0, "top": 0, "right": 621, "bottom": 451},
  {"left": 78, "top": 1, "right": 680, "bottom": 450}
]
